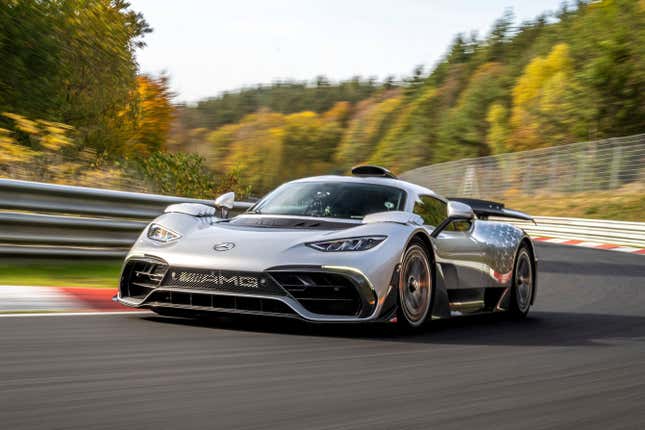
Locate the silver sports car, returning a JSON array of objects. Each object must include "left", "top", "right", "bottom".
[{"left": 117, "top": 165, "right": 537, "bottom": 328}]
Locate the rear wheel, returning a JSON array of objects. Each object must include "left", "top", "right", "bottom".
[
  {"left": 397, "top": 239, "right": 433, "bottom": 329},
  {"left": 508, "top": 245, "right": 534, "bottom": 318}
]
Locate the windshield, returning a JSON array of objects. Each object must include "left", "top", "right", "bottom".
[{"left": 250, "top": 182, "right": 406, "bottom": 219}]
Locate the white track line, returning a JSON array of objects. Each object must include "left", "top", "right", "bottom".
[
  {"left": 0, "top": 311, "right": 151, "bottom": 318},
  {"left": 577, "top": 241, "right": 607, "bottom": 248},
  {"left": 612, "top": 246, "right": 640, "bottom": 253},
  {"left": 0, "top": 285, "right": 84, "bottom": 312},
  {"left": 538, "top": 238, "right": 571, "bottom": 244}
]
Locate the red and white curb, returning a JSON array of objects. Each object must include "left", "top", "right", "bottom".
[
  {"left": 0, "top": 286, "right": 137, "bottom": 313},
  {"left": 533, "top": 237, "right": 645, "bottom": 255}
]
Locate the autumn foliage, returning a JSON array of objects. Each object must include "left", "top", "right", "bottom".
[
  {"left": 167, "top": 0, "right": 644, "bottom": 195},
  {"left": 1, "top": 0, "right": 644, "bottom": 199}
]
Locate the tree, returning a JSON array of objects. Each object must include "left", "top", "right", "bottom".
[
  {"left": 334, "top": 95, "right": 402, "bottom": 170},
  {"left": 485, "top": 103, "right": 510, "bottom": 154},
  {"left": 119, "top": 74, "right": 174, "bottom": 156},
  {"left": 213, "top": 111, "right": 286, "bottom": 192},
  {"left": 170, "top": 0, "right": 645, "bottom": 182},
  {"left": 0, "top": 112, "right": 76, "bottom": 181},
  {"left": 0, "top": 0, "right": 151, "bottom": 155},
  {"left": 485, "top": 9, "right": 514, "bottom": 62},
  {"left": 435, "top": 62, "right": 508, "bottom": 160},
  {"left": 509, "top": 43, "right": 593, "bottom": 150},
  {"left": 181, "top": 77, "right": 386, "bottom": 132}
]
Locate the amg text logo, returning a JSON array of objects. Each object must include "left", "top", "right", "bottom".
[{"left": 173, "top": 271, "right": 260, "bottom": 288}]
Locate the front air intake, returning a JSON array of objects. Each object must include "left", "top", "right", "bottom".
[
  {"left": 269, "top": 271, "right": 363, "bottom": 316},
  {"left": 120, "top": 257, "right": 168, "bottom": 299},
  {"left": 145, "top": 290, "right": 296, "bottom": 315}
]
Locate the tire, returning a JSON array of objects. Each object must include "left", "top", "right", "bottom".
[
  {"left": 508, "top": 245, "right": 534, "bottom": 318},
  {"left": 397, "top": 238, "right": 434, "bottom": 330}
]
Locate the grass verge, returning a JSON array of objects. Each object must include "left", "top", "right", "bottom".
[
  {"left": 505, "top": 185, "right": 644, "bottom": 222},
  {"left": 0, "top": 259, "right": 121, "bottom": 288}
]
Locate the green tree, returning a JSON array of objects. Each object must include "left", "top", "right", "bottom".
[
  {"left": 0, "top": 0, "right": 150, "bottom": 156},
  {"left": 435, "top": 62, "right": 508, "bottom": 160},
  {"left": 509, "top": 43, "right": 592, "bottom": 149},
  {"left": 138, "top": 152, "right": 250, "bottom": 199},
  {"left": 334, "top": 95, "right": 402, "bottom": 170}
]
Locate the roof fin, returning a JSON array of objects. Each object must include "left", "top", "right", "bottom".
[{"left": 351, "top": 165, "right": 397, "bottom": 179}]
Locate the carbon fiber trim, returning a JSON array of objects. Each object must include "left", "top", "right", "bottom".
[{"left": 145, "top": 290, "right": 297, "bottom": 315}]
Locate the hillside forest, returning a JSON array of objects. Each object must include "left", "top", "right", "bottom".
[{"left": 1, "top": 0, "right": 643, "bottom": 199}]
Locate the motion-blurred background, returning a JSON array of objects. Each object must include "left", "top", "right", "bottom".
[{"left": 0, "top": 0, "right": 643, "bottom": 294}]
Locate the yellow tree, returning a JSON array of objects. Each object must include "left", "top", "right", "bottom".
[
  {"left": 119, "top": 75, "right": 174, "bottom": 156},
  {"left": 280, "top": 111, "right": 328, "bottom": 181},
  {"left": 0, "top": 112, "right": 76, "bottom": 181},
  {"left": 219, "top": 111, "right": 285, "bottom": 192},
  {"left": 0, "top": 126, "right": 34, "bottom": 163},
  {"left": 206, "top": 123, "right": 241, "bottom": 166},
  {"left": 279, "top": 104, "right": 349, "bottom": 183},
  {"left": 509, "top": 43, "right": 585, "bottom": 150},
  {"left": 334, "top": 95, "right": 402, "bottom": 170},
  {"left": 322, "top": 101, "right": 351, "bottom": 126},
  {"left": 485, "top": 103, "right": 509, "bottom": 154},
  {"left": 368, "top": 86, "right": 437, "bottom": 171}
]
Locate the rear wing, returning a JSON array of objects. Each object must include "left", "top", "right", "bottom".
[{"left": 449, "top": 198, "right": 534, "bottom": 222}]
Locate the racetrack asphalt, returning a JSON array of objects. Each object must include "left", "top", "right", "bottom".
[{"left": 1, "top": 243, "right": 644, "bottom": 430}]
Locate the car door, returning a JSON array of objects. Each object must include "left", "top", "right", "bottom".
[{"left": 413, "top": 195, "right": 484, "bottom": 290}]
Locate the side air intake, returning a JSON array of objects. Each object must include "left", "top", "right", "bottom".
[{"left": 351, "top": 165, "right": 397, "bottom": 179}]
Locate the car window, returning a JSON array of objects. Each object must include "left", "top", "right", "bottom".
[
  {"left": 413, "top": 195, "right": 447, "bottom": 227},
  {"left": 445, "top": 219, "right": 472, "bottom": 232},
  {"left": 251, "top": 182, "right": 406, "bottom": 219}
]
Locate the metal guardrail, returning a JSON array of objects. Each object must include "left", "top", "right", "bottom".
[
  {"left": 1, "top": 178, "right": 643, "bottom": 258},
  {"left": 0, "top": 178, "right": 252, "bottom": 258}
]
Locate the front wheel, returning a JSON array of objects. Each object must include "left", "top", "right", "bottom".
[
  {"left": 397, "top": 239, "right": 433, "bottom": 329},
  {"left": 508, "top": 245, "right": 534, "bottom": 318}
]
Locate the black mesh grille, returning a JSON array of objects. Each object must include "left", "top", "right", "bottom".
[
  {"left": 162, "top": 268, "right": 286, "bottom": 296},
  {"left": 120, "top": 258, "right": 168, "bottom": 299},
  {"left": 122, "top": 260, "right": 296, "bottom": 316},
  {"left": 270, "top": 271, "right": 362, "bottom": 316},
  {"left": 146, "top": 291, "right": 295, "bottom": 315}
]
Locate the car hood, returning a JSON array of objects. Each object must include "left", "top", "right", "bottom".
[
  {"left": 129, "top": 213, "right": 410, "bottom": 272},
  {"left": 182, "top": 215, "right": 354, "bottom": 254}
]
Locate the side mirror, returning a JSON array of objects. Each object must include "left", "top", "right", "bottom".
[
  {"left": 430, "top": 201, "right": 475, "bottom": 238},
  {"left": 214, "top": 192, "right": 235, "bottom": 218},
  {"left": 447, "top": 201, "right": 475, "bottom": 220}
]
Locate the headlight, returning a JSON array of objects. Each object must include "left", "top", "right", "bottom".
[
  {"left": 147, "top": 223, "right": 181, "bottom": 243},
  {"left": 307, "top": 236, "right": 386, "bottom": 252}
]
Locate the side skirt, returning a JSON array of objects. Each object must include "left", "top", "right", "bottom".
[{"left": 447, "top": 287, "right": 509, "bottom": 316}]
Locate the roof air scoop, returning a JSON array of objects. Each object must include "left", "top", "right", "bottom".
[{"left": 351, "top": 165, "right": 397, "bottom": 179}]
